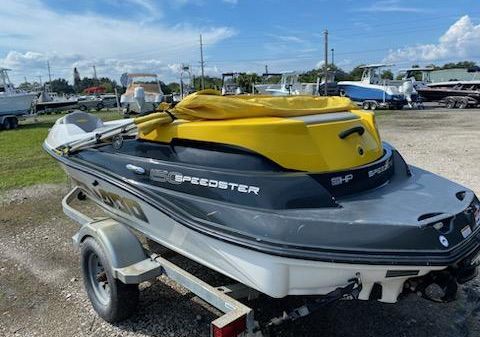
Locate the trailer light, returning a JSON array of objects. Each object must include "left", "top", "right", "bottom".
[
  {"left": 433, "top": 222, "right": 444, "bottom": 231},
  {"left": 212, "top": 315, "right": 247, "bottom": 337}
]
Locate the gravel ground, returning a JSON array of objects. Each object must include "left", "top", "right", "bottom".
[{"left": 1, "top": 106, "right": 480, "bottom": 337}]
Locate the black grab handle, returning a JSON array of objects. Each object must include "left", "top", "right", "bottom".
[{"left": 338, "top": 126, "right": 365, "bottom": 139}]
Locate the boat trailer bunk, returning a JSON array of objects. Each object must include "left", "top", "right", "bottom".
[{"left": 62, "top": 187, "right": 365, "bottom": 337}]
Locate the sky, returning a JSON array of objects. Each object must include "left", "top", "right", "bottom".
[{"left": 0, "top": 0, "right": 479, "bottom": 85}]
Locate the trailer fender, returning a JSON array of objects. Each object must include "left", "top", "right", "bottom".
[{"left": 72, "top": 219, "right": 160, "bottom": 283}]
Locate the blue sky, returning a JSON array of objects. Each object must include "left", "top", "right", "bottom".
[{"left": 0, "top": 0, "right": 479, "bottom": 84}]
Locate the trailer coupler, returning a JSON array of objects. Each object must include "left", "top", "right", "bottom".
[{"left": 262, "top": 278, "right": 362, "bottom": 336}]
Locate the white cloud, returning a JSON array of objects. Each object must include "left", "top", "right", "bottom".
[
  {"left": 222, "top": 0, "right": 238, "bottom": 4},
  {"left": 355, "top": 0, "right": 427, "bottom": 13},
  {"left": 123, "top": 0, "right": 158, "bottom": 16},
  {"left": 0, "top": 0, "right": 235, "bottom": 84},
  {"left": 268, "top": 34, "right": 306, "bottom": 44},
  {"left": 385, "top": 15, "right": 480, "bottom": 63}
]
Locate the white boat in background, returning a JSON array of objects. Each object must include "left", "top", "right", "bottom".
[
  {"left": 254, "top": 71, "right": 323, "bottom": 96},
  {"left": 255, "top": 71, "right": 303, "bottom": 96},
  {"left": 35, "top": 86, "right": 78, "bottom": 114},
  {"left": 0, "top": 68, "right": 36, "bottom": 118},
  {"left": 120, "top": 73, "right": 164, "bottom": 115},
  {"left": 221, "top": 72, "right": 244, "bottom": 95},
  {"left": 338, "top": 64, "right": 408, "bottom": 109}
]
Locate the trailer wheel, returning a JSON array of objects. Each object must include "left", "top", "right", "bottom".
[
  {"left": 79, "top": 104, "right": 88, "bottom": 111},
  {"left": 458, "top": 98, "right": 469, "bottom": 109},
  {"left": 10, "top": 117, "right": 18, "bottom": 129},
  {"left": 81, "top": 237, "right": 139, "bottom": 322},
  {"left": 96, "top": 102, "right": 104, "bottom": 111},
  {"left": 2, "top": 118, "right": 11, "bottom": 130},
  {"left": 445, "top": 98, "right": 457, "bottom": 109},
  {"left": 370, "top": 102, "right": 378, "bottom": 110},
  {"left": 362, "top": 101, "right": 370, "bottom": 110}
]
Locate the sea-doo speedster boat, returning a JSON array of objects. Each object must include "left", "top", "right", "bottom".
[{"left": 44, "top": 91, "right": 480, "bottom": 304}]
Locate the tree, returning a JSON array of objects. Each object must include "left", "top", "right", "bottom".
[
  {"left": 298, "top": 64, "right": 351, "bottom": 83},
  {"left": 349, "top": 65, "right": 366, "bottom": 81},
  {"left": 18, "top": 81, "right": 33, "bottom": 91},
  {"left": 193, "top": 75, "right": 222, "bottom": 91},
  {"left": 441, "top": 61, "right": 476, "bottom": 69},
  {"left": 166, "top": 82, "right": 180, "bottom": 94},
  {"left": 237, "top": 73, "right": 262, "bottom": 93},
  {"left": 380, "top": 69, "right": 394, "bottom": 80},
  {"left": 50, "top": 78, "right": 75, "bottom": 94}
]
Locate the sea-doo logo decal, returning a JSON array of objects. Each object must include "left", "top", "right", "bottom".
[
  {"left": 331, "top": 174, "right": 353, "bottom": 186},
  {"left": 368, "top": 158, "right": 393, "bottom": 178},
  {"left": 150, "top": 169, "right": 260, "bottom": 195},
  {"left": 76, "top": 181, "right": 149, "bottom": 223}
]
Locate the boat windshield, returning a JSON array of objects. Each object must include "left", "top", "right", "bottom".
[{"left": 127, "top": 75, "right": 161, "bottom": 93}]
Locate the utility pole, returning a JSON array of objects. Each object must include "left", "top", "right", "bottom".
[
  {"left": 323, "top": 29, "right": 329, "bottom": 96},
  {"left": 331, "top": 48, "right": 335, "bottom": 66},
  {"left": 24, "top": 76, "right": 27, "bottom": 84},
  {"left": 265, "top": 65, "right": 268, "bottom": 75},
  {"left": 47, "top": 60, "right": 52, "bottom": 83},
  {"left": 199, "top": 34, "right": 205, "bottom": 90},
  {"left": 92, "top": 65, "right": 97, "bottom": 80}
]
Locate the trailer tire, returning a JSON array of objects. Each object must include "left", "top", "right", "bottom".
[
  {"left": 79, "top": 104, "right": 88, "bottom": 111},
  {"left": 10, "top": 117, "right": 18, "bottom": 129},
  {"left": 458, "top": 98, "right": 469, "bottom": 109},
  {"left": 362, "top": 101, "right": 370, "bottom": 110},
  {"left": 96, "top": 102, "right": 104, "bottom": 111},
  {"left": 370, "top": 102, "right": 378, "bottom": 110},
  {"left": 3, "top": 118, "right": 11, "bottom": 130},
  {"left": 81, "top": 237, "right": 139, "bottom": 323},
  {"left": 446, "top": 98, "right": 456, "bottom": 109}
]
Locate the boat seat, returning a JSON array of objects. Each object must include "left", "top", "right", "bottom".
[{"left": 63, "top": 111, "right": 103, "bottom": 132}]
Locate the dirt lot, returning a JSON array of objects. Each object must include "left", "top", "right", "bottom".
[{"left": 1, "top": 107, "right": 480, "bottom": 337}]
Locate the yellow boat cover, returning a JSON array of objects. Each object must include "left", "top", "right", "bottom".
[{"left": 135, "top": 90, "right": 383, "bottom": 172}]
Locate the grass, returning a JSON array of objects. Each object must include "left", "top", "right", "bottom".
[{"left": 0, "top": 110, "right": 123, "bottom": 191}]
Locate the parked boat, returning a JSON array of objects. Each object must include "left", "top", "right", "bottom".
[
  {"left": 0, "top": 69, "right": 36, "bottom": 117},
  {"left": 0, "top": 68, "right": 37, "bottom": 129},
  {"left": 338, "top": 64, "right": 407, "bottom": 109},
  {"left": 120, "top": 73, "right": 164, "bottom": 115},
  {"left": 35, "top": 88, "right": 78, "bottom": 114},
  {"left": 221, "top": 72, "right": 244, "bottom": 95},
  {"left": 401, "top": 67, "right": 480, "bottom": 108},
  {"left": 254, "top": 71, "right": 326, "bottom": 96},
  {"left": 255, "top": 71, "right": 303, "bottom": 96}
]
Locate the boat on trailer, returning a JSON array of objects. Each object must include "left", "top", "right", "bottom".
[
  {"left": 0, "top": 68, "right": 36, "bottom": 129},
  {"left": 338, "top": 64, "right": 408, "bottom": 110},
  {"left": 44, "top": 91, "right": 480, "bottom": 335}
]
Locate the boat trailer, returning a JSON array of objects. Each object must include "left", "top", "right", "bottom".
[{"left": 62, "top": 187, "right": 363, "bottom": 337}]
